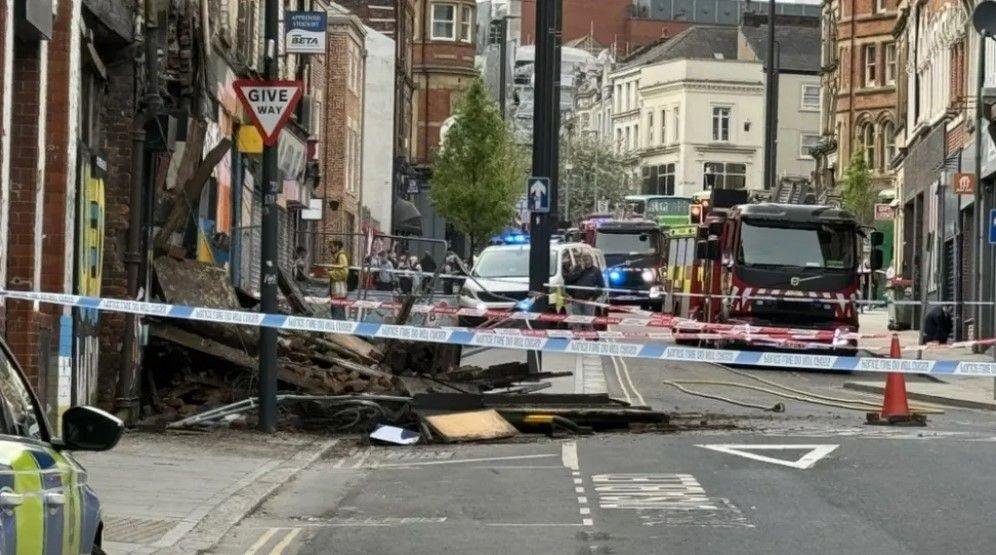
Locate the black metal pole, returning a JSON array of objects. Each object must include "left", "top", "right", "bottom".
[
  {"left": 528, "top": 0, "right": 559, "bottom": 373},
  {"left": 762, "top": 0, "right": 777, "bottom": 190},
  {"left": 499, "top": 17, "right": 508, "bottom": 119},
  {"left": 259, "top": 0, "right": 280, "bottom": 432}
]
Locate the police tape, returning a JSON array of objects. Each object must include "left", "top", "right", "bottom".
[{"left": 2, "top": 288, "right": 994, "bottom": 376}]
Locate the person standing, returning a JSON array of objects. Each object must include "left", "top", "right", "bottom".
[
  {"left": 410, "top": 255, "right": 423, "bottom": 294},
  {"left": 293, "top": 246, "right": 309, "bottom": 282},
  {"left": 443, "top": 250, "right": 463, "bottom": 295},
  {"left": 420, "top": 250, "right": 437, "bottom": 292},
  {"left": 327, "top": 241, "right": 349, "bottom": 319},
  {"left": 376, "top": 251, "right": 395, "bottom": 291},
  {"left": 921, "top": 304, "right": 953, "bottom": 345},
  {"left": 565, "top": 254, "right": 604, "bottom": 326}
]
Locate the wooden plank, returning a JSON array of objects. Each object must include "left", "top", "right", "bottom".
[
  {"left": 150, "top": 324, "right": 255, "bottom": 369},
  {"left": 277, "top": 267, "right": 315, "bottom": 316},
  {"left": 155, "top": 136, "right": 232, "bottom": 252},
  {"left": 422, "top": 409, "right": 518, "bottom": 442}
]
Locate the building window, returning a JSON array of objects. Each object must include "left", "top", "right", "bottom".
[
  {"left": 661, "top": 109, "right": 668, "bottom": 144},
  {"left": 703, "top": 162, "right": 747, "bottom": 189},
  {"left": 634, "top": 124, "right": 640, "bottom": 149},
  {"left": 885, "top": 43, "right": 896, "bottom": 85},
  {"left": 673, "top": 106, "right": 680, "bottom": 142},
  {"left": 658, "top": 163, "right": 676, "bottom": 195},
  {"left": 875, "top": 0, "right": 886, "bottom": 13},
  {"left": 861, "top": 122, "right": 876, "bottom": 170},
  {"left": 431, "top": 4, "right": 456, "bottom": 41},
  {"left": 800, "top": 133, "right": 820, "bottom": 158},
  {"left": 625, "top": 127, "right": 631, "bottom": 151},
  {"left": 882, "top": 121, "right": 896, "bottom": 169},
  {"left": 625, "top": 83, "right": 631, "bottom": 110},
  {"left": 647, "top": 111, "right": 654, "bottom": 144},
  {"left": 712, "top": 106, "right": 731, "bottom": 142},
  {"left": 801, "top": 84, "right": 820, "bottom": 110},
  {"left": 616, "top": 128, "right": 622, "bottom": 153},
  {"left": 863, "top": 44, "right": 877, "bottom": 87},
  {"left": 615, "top": 84, "right": 621, "bottom": 112},
  {"left": 460, "top": 5, "right": 474, "bottom": 43}
]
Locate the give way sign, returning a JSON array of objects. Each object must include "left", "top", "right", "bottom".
[{"left": 233, "top": 79, "right": 304, "bottom": 146}]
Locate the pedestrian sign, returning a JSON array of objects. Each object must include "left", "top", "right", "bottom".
[
  {"left": 527, "top": 176, "right": 550, "bottom": 213},
  {"left": 989, "top": 209, "right": 996, "bottom": 245},
  {"left": 233, "top": 80, "right": 304, "bottom": 146}
]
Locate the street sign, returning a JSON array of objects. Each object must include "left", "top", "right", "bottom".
[
  {"left": 527, "top": 176, "right": 550, "bottom": 213},
  {"left": 989, "top": 209, "right": 996, "bottom": 245},
  {"left": 285, "top": 11, "right": 327, "bottom": 54},
  {"left": 233, "top": 80, "right": 304, "bottom": 146},
  {"left": 874, "top": 203, "right": 894, "bottom": 221},
  {"left": 953, "top": 172, "right": 976, "bottom": 195}
]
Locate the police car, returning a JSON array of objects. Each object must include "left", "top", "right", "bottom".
[{"left": 0, "top": 336, "right": 122, "bottom": 554}]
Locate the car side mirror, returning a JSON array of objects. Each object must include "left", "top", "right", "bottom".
[
  {"left": 58, "top": 406, "right": 123, "bottom": 452},
  {"left": 870, "top": 249, "right": 884, "bottom": 271},
  {"left": 706, "top": 238, "right": 721, "bottom": 261}
]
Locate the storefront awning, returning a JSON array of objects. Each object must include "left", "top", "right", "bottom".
[{"left": 394, "top": 198, "right": 422, "bottom": 234}]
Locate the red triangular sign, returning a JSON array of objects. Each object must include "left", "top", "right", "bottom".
[{"left": 233, "top": 79, "right": 304, "bottom": 146}]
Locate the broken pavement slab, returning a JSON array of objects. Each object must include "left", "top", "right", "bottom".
[
  {"left": 843, "top": 378, "right": 995, "bottom": 411},
  {"left": 423, "top": 409, "right": 519, "bottom": 442}
]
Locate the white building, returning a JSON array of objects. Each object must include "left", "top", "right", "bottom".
[
  {"left": 360, "top": 26, "right": 396, "bottom": 232},
  {"left": 600, "top": 19, "right": 821, "bottom": 197}
]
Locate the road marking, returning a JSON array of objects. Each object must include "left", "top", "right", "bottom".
[
  {"left": 269, "top": 528, "right": 300, "bottom": 554},
  {"left": 582, "top": 518, "right": 594, "bottom": 526},
  {"left": 696, "top": 444, "right": 839, "bottom": 470},
  {"left": 580, "top": 507, "right": 590, "bottom": 515},
  {"left": 575, "top": 486, "right": 585, "bottom": 493},
  {"left": 486, "top": 523, "right": 583, "bottom": 527},
  {"left": 245, "top": 528, "right": 279, "bottom": 555},
  {"left": 593, "top": 474, "right": 717, "bottom": 510},
  {"left": 561, "top": 441, "right": 579, "bottom": 471},
  {"left": 581, "top": 355, "right": 607, "bottom": 394},
  {"left": 361, "top": 453, "right": 557, "bottom": 468},
  {"left": 616, "top": 356, "right": 645, "bottom": 406},
  {"left": 610, "top": 356, "right": 633, "bottom": 404},
  {"left": 578, "top": 496, "right": 587, "bottom": 504},
  {"left": 573, "top": 478, "right": 583, "bottom": 485}
]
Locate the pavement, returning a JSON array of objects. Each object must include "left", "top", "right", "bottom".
[{"left": 75, "top": 431, "right": 337, "bottom": 554}]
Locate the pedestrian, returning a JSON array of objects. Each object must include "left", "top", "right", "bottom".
[
  {"left": 293, "top": 246, "right": 308, "bottom": 282},
  {"left": 398, "top": 256, "right": 413, "bottom": 294},
  {"left": 443, "top": 250, "right": 464, "bottom": 295},
  {"left": 329, "top": 239, "right": 349, "bottom": 319},
  {"left": 375, "top": 251, "right": 395, "bottom": 292},
  {"left": 565, "top": 254, "right": 604, "bottom": 327},
  {"left": 420, "top": 250, "right": 437, "bottom": 292},
  {"left": 921, "top": 304, "right": 953, "bottom": 345},
  {"left": 410, "top": 255, "right": 423, "bottom": 293}
]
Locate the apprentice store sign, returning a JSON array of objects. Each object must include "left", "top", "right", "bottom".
[
  {"left": 285, "top": 11, "right": 327, "bottom": 54},
  {"left": 233, "top": 80, "right": 303, "bottom": 146}
]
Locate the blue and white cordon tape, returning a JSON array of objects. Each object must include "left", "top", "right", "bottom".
[{"left": 3, "top": 289, "right": 994, "bottom": 377}]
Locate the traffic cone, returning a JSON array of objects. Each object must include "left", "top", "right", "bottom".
[{"left": 867, "top": 334, "right": 927, "bottom": 426}]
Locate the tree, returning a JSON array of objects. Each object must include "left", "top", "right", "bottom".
[
  {"left": 432, "top": 78, "right": 524, "bottom": 250},
  {"left": 840, "top": 148, "right": 875, "bottom": 225},
  {"left": 559, "top": 133, "right": 628, "bottom": 225}
]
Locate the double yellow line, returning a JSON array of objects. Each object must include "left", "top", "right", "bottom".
[{"left": 246, "top": 527, "right": 301, "bottom": 555}]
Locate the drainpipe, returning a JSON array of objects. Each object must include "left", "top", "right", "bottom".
[{"left": 117, "top": 0, "right": 164, "bottom": 423}]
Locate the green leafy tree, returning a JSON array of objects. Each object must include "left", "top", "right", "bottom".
[
  {"left": 841, "top": 148, "right": 875, "bottom": 225},
  {"left": 559, "top": 133, "right": 629, "bottom": 225},
  {"left": 432, "top": 78, "right": 524, "bottom": 250}
]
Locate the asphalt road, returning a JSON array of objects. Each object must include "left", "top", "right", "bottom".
[{"left": 211, "top": 347, "right": 996, "bottom": 554}]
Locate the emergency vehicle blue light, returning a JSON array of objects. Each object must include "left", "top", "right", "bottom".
[
  {"left": 608, "top": 269, "right": 623, "bottom": 283},
  {"left": 503, "top": 233, "right": 528, "bottom": 244},
  {"left": 516, "top": 297, "right": 535, "bottom": 311}
]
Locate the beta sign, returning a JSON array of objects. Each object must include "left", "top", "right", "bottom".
[{"left": 233, "top": 80, "right": 304, "bottom": 146}]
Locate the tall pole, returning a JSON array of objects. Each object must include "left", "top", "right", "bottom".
[
  {"left": 259, "top": 0, "right": 280, "bottom": 432},
  {"left": 762, "top": 0, "right": 777, "bottom": 190},
  {"left": 528, "top": 0, "right": 560, "bottom": 373},
  {"left": 499, "top": 17, "right": 508, "bottom": 119}
]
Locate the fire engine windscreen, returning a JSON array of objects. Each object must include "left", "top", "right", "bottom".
[
  {"left": 473, "top": 247, "right": 557, "bottom": 278},
  {"left": 596, "top": 231, "right": 659, "bottom": 256},
  {"left": 738, "top": 221, "right": 856, "bottom": 269},
  {"left": 646, "top": 197, "right": 691, "bottom": 217}
]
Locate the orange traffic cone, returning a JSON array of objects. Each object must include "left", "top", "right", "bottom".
[{"left": 866, "top": 334, "right": 927, "bottom": 426}]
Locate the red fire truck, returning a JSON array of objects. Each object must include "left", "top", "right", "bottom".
[{"left": 662, "top": 195, "right": 883, "bottom": 349}]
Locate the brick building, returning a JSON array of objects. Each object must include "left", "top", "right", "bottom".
[
  {"left": 317, "top": 13, "right": 366, "bottom": 259},
  {"left": 813, "top": 0, "right": 899, "bottom": 196}
]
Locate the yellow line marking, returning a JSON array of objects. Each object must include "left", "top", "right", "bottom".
[
  {"left": 245, "top": 527, "right": 279, "bottom": 555},
  {"left": 270, "top": 528, "right": 302, "bottom": 554}
]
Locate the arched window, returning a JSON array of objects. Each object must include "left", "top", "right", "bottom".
[
  {"left": 881, "top": 121, "right": 896, "bottom": 170},
  {"left": 861, "top": 122, "right": 876, "bottom": 170}
]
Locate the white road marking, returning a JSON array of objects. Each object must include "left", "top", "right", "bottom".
[
  {"left": 573, "top": 478, "right": 583, "bottom": 485},
  {"left": 574, "top": 354, "right": 584, "bottom": 393},
  {"left": 486, "top": 523, "right": 583, "bottom": 527},
  {"left": 610, "top": 356, "right": 633, "bottom": 404},
  {"left": 363, "top": 453, "right": 557, "bottom": 469},
  {"left": 245, "top": 528, "right": 279, "bottom": 555},
  {"left": 352, "top": 447, "right": 373, "bottom": 469},
  {"left": 696, "top": 444, "right": 839, "bottom": 470},
  {"left": 582, "top": 355, "right": 607, "bottom": 394},
  {"left": 592, "top": 474, "right": 718, "bottom": 510},
  {"left": 269, "top": 528, "right": 301, "bottom": 554},
  {"left": 580, "top": 507, "right": 591, "bottom": 515},
  {"left": 561, "top": 441, "right": 580, "bottom": 471},
  {"left": 578, "top": 496, "right": 587, "bottom": 504},
  {"left": 575, "top": 486, "right": 585, "bottom": 493},
  {"left": 582, "top": 518, "right": 594, "bottom": 526},
  {"left": 616, "top": 356, "right": 645, "bottom": 406}
]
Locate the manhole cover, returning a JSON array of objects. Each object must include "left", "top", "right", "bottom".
[{"left": 103, "top": 516, "right": 178, "bottom": 544}]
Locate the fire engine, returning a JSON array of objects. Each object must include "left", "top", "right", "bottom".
[
  {"left": 576, "top": 215, "right": 666, "bottom": 309},
  {"left": 662, "top": 191, "right": 883, "bottom": 349}
]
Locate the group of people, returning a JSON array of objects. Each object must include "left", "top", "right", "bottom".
[{"left": 370, "top": 249, "right": 465, "bottom": 294}]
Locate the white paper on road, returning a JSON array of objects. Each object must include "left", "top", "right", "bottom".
[
  {"left": 369, "top": 425, "right": 421, "bottom": 445},
  {"left": 695, "top": 444, "right": 839, "bottom": 469}
]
